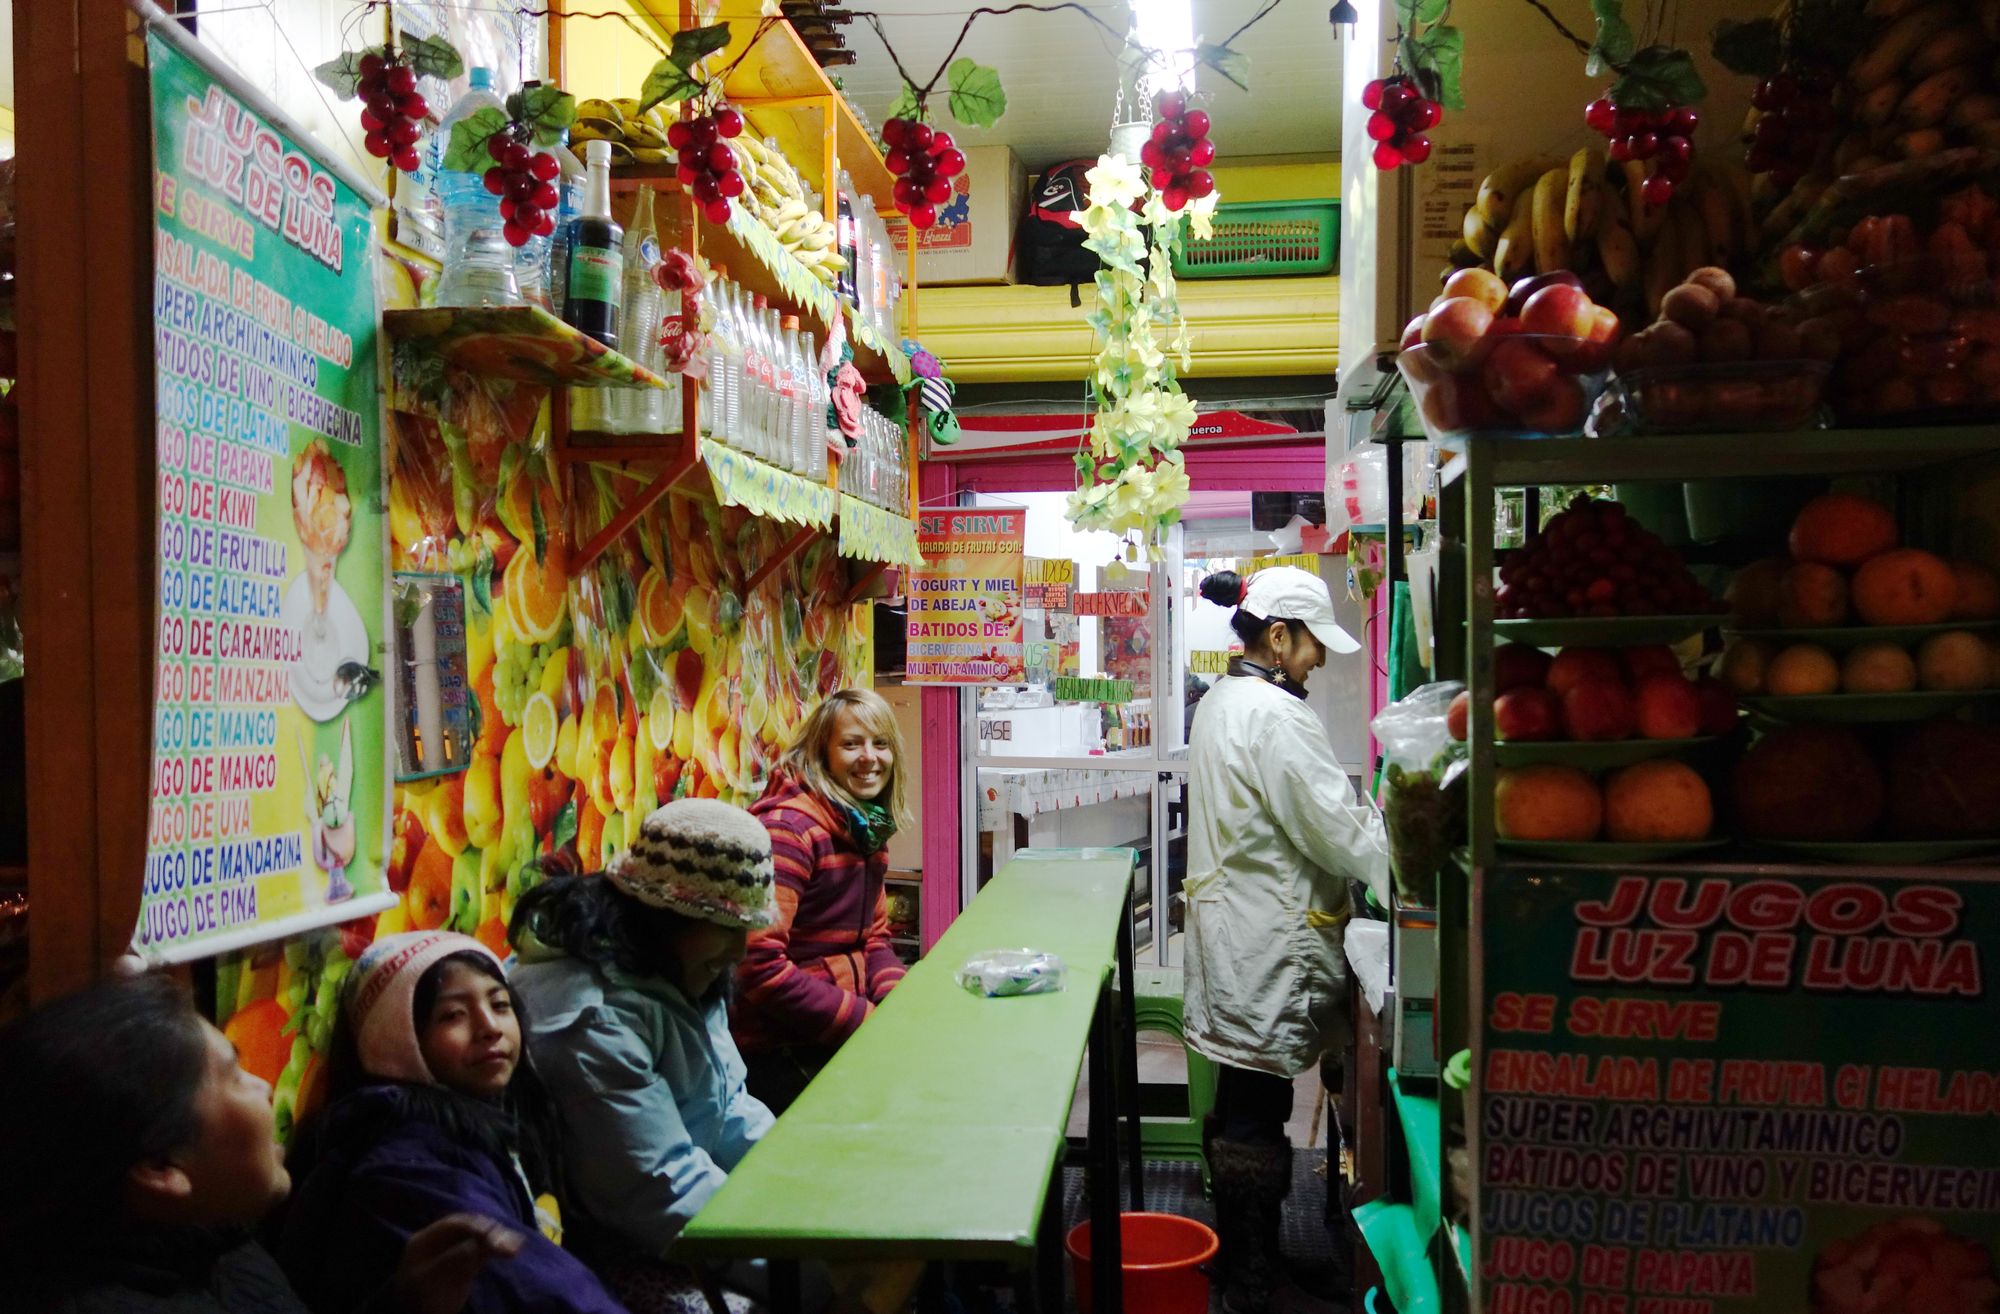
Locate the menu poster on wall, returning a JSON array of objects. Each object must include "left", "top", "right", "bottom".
[
  {"left": 1024, "top": 556, "right": 1073, "bottom": 611},
  {"left": 141, "top": 31, "right": 393, "bottom": 963},
  {"left": 1479, "top": 867, "right": 2000, "bottom": 1314},
  {"left": 906, "top": 509, "right": 1025, "bottom": 685}
]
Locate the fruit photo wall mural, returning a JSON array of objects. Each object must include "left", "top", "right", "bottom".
[{"left": 210, "top": 244, "right": 873, "bottom": 1137}]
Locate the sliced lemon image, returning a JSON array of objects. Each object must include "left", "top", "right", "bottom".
[
  {"left": 649, "top": 686, "right": 675, "bottom": 753},
  {"left": 539, "top": 646, "right": 570, "bottom": 702},
  {"left": 522, "top": 691, "right": 559, "bottom": 772}
]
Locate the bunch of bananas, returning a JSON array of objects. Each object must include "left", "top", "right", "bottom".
[
  {"left": 570, "top": 97, "right": 677, "bottom": 165},
  {"left": 732, "top": 134, "right": 846, "bottom": 286},
  {"left": 1456, "top": 149, "right": 1757, "bottom": 317}
]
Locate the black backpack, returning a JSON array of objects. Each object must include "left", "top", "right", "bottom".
[{"left": 1019, "top": 159, "right": 1103, "bottom": 298}]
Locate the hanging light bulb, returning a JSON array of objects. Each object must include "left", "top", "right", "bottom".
[
  {"left": 1328, "top": 2, "right": 1360, "bottom": 32},
  {"left": 1110, "top": 0, "right": 1196, "bottom": 162}
]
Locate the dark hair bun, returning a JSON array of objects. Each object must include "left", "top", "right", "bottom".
[{"left": 1199, "top": 570, "right": 1247, "bottom": 608}]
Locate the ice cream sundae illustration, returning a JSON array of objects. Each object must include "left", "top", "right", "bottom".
[
  {"left": 298, "top": 720, "right": 357, "bottom": 905},
  {"left": 291, "top": 439, "right": 353, "bottom": 706}
]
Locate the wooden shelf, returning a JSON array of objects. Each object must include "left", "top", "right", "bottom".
[{"left": 384, "top": 306, "right": 669, "bottom": 390}]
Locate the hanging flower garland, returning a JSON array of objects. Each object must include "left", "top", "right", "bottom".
[{"left": 1064, "top": 155, "right": 1220, "bottom": 555}]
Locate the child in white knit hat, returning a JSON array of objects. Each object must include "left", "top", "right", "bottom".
[{"left": 508, "top": 799, "right": 779, "bottom": 1314}]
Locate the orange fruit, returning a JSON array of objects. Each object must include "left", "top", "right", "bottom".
[
  {"left": 1603, "top": 760, "right": 1713, "bottom": 842},
  {"left": 504, "top": 540, "right": 570, "bottom": 645},
  {"left": 1495, "top": 766, "right": 1603, "bottom": 842},
  {"left": 1766, "top": 643, "right": 1840, "bottom": 696},
  {"left": 406, "top": 837, "right": 455, "bottom": 931},
  {"left": 1841, "top": 641, "right": 1917, "bottom": 694},
  {"left": 1853, "top": 548, "right": 1958, "bottom": 626},
  {"left": 636, "top": 567, "right": 685, "bottom": 648},
  {"left": 1916, "top": 630, "right": 1991, "bottom": 691},
  {"left": 474, "top": 916, "right": 509, "bottom": 959},
  {"left": 1788, "top": 492, "right": 1897, "bottom": 568},
  {"left": 222, "top": 998, "right": 292, "bottom": 1087},
  {"left": 1777, "top": 562, "right": 1849, "bottom": 628}
]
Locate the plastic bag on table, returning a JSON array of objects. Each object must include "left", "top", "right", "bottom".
[
  {"left": 1368, "top": 681, "right": 1468, "bottom": 908},
  {"left": 956, "top": 948, "right": 1066, "bottom": 998}
]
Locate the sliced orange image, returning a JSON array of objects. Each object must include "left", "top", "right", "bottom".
[
  {"left": 636, "top": 567, "right": 687, "bottom": 649},
  {"left": 505, "top": 538, "right": 570, "bottom": 646}
]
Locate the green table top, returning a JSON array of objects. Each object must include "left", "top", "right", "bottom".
[{"left": 678, "top": 848, "right": 1138, "bottom": 1262}]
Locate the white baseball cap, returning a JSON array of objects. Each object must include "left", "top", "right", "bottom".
[{"left": 1242, "top": 565, "right": 1360, "bottom": 655}]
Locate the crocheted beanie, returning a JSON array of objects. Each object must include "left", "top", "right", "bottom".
[
  {"left": 607, "top": 798, "right": 777, "bottom": 930},
  {"left": 346, "top": 931, "right": 503, "bottom": 1085}
]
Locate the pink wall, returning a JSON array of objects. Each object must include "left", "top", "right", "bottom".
[{"left": 913, "top": 440, "right": 1328, "bottom": 946}]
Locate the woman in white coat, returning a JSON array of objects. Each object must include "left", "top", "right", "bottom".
[{"left": 1184, "top": 565, "right": 1388, "bottom": 1314}]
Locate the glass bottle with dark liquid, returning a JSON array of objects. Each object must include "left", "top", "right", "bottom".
[{"left": 564, "top": 138, "right": 624, "bottom": 349}]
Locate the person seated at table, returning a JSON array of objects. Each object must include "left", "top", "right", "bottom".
[
  {"left": 275, "top": 931, "right": 628, "bottom": 1314},
  {"left": 1186, "top": 567, "right": 1388, "bottom": 1314},
  {"left": 733, "top": 689, "right": 910, "bottom": 1113},
  {"left": 507, "top": 799, "right": 776, "bottom": 1314},
  {"left": 1, "top": 970, "right": 524, "bottom": 1314}
]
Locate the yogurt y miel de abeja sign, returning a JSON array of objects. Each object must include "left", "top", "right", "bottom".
[{"left": 906, "top": 509, "right": 1025, "bottom": 685}]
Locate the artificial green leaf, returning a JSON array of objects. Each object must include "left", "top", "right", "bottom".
[
  {"left": 530, "top": 488, "right": 549, "bottom": 566},
  {"left": 512, "top": 84, "right": 578, "bottom": 145},
  {"left": 553, "top": 800, "right": 579, "bottom": 854},
  {"left": 444, "top": 106, "right": 510, "bottom": 172},
  {"left": 400, "top": 31, "right": 464, "bottom": 81},
  {"left": 1409, "top": 25, "right": 1465, "bottom": 111},
  {"left": 1399, "top": 0, "right": 1449, "bottom": 25},
  {"left": 1587, "top": 0, "right": 1635, "bottom": 77},
  {"left": 1194, "top": 42, "right": 1250, "bottom": 92},
  {"left": 946, "top": 57, "right": 1007, "bottom": 129},
  {"left": 313, "top": 47, "right": 384, "bottom": 101},
  {"left": 884, "top": 82, "right": 922, "bottom": 130},
  {"left": 1611, "top": 44, "right": 1707, "bottom": 110},
  {"left": 639, "top": 59, "right": 705, "bottom": 114},
  {"left": 1710, "top": 17, "right": 1782, "bottom": 76},
  {"left": 669, "top": 22, "right": 731, "bottom": 70},
  {"left": 1074, "top": 451, "right": 1094, "bottom": 477}
]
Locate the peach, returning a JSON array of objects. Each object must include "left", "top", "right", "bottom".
[
  {"left": 1495, "top": 687, "right": 1562, "bottom": 741},
  {"left": 1495, "top": 765, "right": 1603, "bottom": 842},
  {"left": 1563, "top": 680, "right": 1637, "bottom": 742},
  {"left": 1634, "top": 674, "right": 1702, "bottom": 740},
  {"left": 1447, "top": 690, "right": 1470, "bottom": 741},
  {"left": 1494, "top": 643, "right": 1553, "bottom": 693},
  {"left": 1401, "top": 314, "right": 1429, "bottom": 351},
  {"left": 1515, "top": 375, "right": 1587, "bottom": 433},
  {"left": 1521, "top": 283, "right": 1596, "bottom": 340},
  {"left": 1603, "top": 760, "right": 1713, "bottom": 842},
  {"left": 1717, "top": 639, "right": 1775, "bottom": 695},
  {"left": 1853, "top": 548, "right": 1958, "bottom": 625},
  {"left": 1421, "top": 296, "right": 1496, "bottom": 367},
  {"left": 1726, "top": 558, "right": 1790, "bottom": 627},
  {"left": 1691, "top": 677, "right": 1739, "bottom": 736},
  {"left": 1483, "top": 338, "right": 1560, "bottom": 413},
  {"left": 1777, "top": 561, "right": 1849, "bottom": 629},
  {"left": 1949, "top": 561, "right": 2000, "bottom": 620},
  {"left": 1442, "top": 266, "right": 1509, "bottom": 313},
  {"left": 1685, "top": 266, "right": 1737, "bottom": 301},
  {"left": 1547, "top": 648, "right": 1624, "bottom": 697},
  {"left": 1841, "top": 641, "right": 1918, "bottom": 694},
  {"left": 1622, "top": 645, "right": 1682, "bottom": 683},
  {"left": 1766, "top": 643, "right": 1840, "bottom": 696},
  {"left": 1788, "top": 492, "right": 1898, "bottom": 568},
  {"left": 1916, "top": 630, "right": 1991, "bottom": 691}
]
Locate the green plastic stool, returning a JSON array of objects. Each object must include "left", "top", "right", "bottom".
[{"left": 1127, "top": 966, "right": 1220, "bottom": 1192}]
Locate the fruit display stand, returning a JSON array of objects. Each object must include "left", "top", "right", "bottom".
[{"left": 1373, "top": 407, "right": 2000, "bottom": 1314}]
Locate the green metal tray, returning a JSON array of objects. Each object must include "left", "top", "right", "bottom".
[
  {"left": 1747, "top": 836, "right": 2000, "bottom": 864},
  {"left": 1741, "top": 690, "right": 2000, "bottom": 723},
  {"left": 1492, "top": 613, "right": 1721, "bottom": 647},
  {"left": 1170, "top": 199, "right": 1338, "bottom": 279},
  {"left": 1494, "top": 736, "right": 1721, "bottom": 769},
  {"left": 1497, "top": 838, "right": 1730, "bottom": 863},
  {"left": 1725, "top": 620, "right": 2000, "bottom": 650}
]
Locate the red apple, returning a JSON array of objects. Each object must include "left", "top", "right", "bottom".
[
  {"left": 1421, "top": 295, "right": 1496, "bottom": 367},
  {"left": 1515, "top": 375, "right": 1587, "bottom": 434},
  {"left": 1622, "top": 645, "right": 1682, "bottom": 683},
  {"left": 1691, "top": 676, "right": 1739, "bottom": 737},
  {"left": 1494, "top": 643, "right": 1553, "bottom": 693},
  {"left": 1503, "top": 270, "right": 1584, "bottom": 318},
  {"left": 1442, "top": 266, "right": 1509, "bottom": 313},
  {"left": 1484, "top": 338, "right": 1560, "bottom": 414},
  {"left": 1547, "top": 648, "right": 1624, "bottom": 698},
  {"left": 1447, "top": 690, "right": 1470, "bottom": 741},
  {"left": 1563, "top": 680, "right": 1637, "bottom": 741},
  {"left": 1495, "top": 687, "right": 1562, "bottom": 741},
  {"left": 1633, "top": 673, "right": 1702, "bottom": 740},
  {"left": 1401, "top": 314, "right": 1428, "bottom": 351},
  {"left": 1521, "top": 283, "right": 1597, "bottom": 341},
  {"left": 1587, "top": 304, "right": 1622, "bottom": 344}
]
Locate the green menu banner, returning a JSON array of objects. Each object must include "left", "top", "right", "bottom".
[
  {"left": 140, "top": 29, "right": 393, "bottom": 963},
  {"left": 1480, "top": 867, "right": 2000, "bottom": 1314}
]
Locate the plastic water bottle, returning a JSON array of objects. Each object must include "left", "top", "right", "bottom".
[
  {"left": 719, "top": 280, "right": 748, "bottom": 450},
  {"left": 611, "top": 186, "right": 667, "bottom": 435},
  {"left": 434, "top": 68, "right": 521, "bottom": 308},
  {"left": 806, "top": 334, "right": 830, "bottom": 483},
  {"left": 541, "top": 134, "right": 584, "bottom": 314}
]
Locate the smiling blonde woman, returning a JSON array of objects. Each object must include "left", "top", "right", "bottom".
[{"left": 732, "top": 688, "right": 912, "bottom": 1113}]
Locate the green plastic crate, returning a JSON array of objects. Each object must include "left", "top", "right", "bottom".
[{"left": 1171, "top": 199, "right": 1339, "bottom": 279}]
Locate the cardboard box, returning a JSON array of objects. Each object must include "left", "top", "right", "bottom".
[{"left": 885, "top": 144, "right": 1025, "bottom": 286}]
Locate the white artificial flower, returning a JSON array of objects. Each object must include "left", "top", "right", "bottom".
[
  {"left": 1187, "top": 190, "right": 1222, "bottom": 242},
  {"left": 1085, "top": 153, "right": 1148, "bottom": 211}
]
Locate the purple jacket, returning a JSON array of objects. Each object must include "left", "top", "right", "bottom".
[{"left": 274, "top": 1085, "right": 626, "bottom": 1314}]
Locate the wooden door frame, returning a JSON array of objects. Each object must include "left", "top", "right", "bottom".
[{"left": 17, "top": 0, "right": 156, "bottom": 1000}]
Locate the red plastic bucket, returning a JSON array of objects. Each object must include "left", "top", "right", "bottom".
[{"left": 1065, "top": 1212, "right": 1218, "bottom": 1314}]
